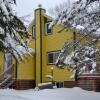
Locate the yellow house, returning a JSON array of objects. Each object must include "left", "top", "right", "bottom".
[
  {"left": 28, "top": 7, "right": 73, "bottom": 87},
  {"left": 0, "top": 7, "right": 99, "bottom": 90},
  {"left": 0, "top": 7, "right": 73, "bottom": 89}
]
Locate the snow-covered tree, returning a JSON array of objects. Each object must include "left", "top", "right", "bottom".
[
  {"left": 0, "top": 0, "right": 33, "bottom": 62},
  {"left": 56, "top": 39, "right": 99, "bottom": 77},
  {"left": 50, "top": 0, "right": 100, "bottom": 37},
  {"left": 50, "top": 0, "right": 100, "bottom": 79}
]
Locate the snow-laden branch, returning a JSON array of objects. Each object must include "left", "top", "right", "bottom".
[
  {"left": 56, "top": 38, "right": 100, "bottom": 78},
  {"left": 50, "top": 0, "right": 100, "bottom": 78},
  {"left": 0, "top": 0, "right": 34, "bottom": 62},
  {"left": 50, "top": 0, "right": 100, "bottom": 37}
]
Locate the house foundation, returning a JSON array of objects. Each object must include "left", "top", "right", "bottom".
[{"left": 77, "top": 74, "right": 100, "bottom": 92}]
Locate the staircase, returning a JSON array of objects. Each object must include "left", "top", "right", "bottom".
[{"left": 0, "top": 65, "right": 15, "bottom": 89}]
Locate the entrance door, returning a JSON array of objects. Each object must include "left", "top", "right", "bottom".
[{"left": 4, "top": 53, "right": 12, "bottom": 78}]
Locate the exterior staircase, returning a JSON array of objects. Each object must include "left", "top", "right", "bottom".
[{"left": 0, "top": 64, "right": 15, "bottom": 89}]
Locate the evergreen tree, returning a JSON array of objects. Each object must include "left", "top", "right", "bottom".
[
  {"left": 0, "top": 0, "right": 33, "bottom": 62},
  {"left": 50, "top": 0, "right": 100, "bottom": 78},
  {"left": 50, "top": 0, "right": 100, "bottom": 37}
]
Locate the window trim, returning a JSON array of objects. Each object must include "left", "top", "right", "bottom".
[
  {"left": 45, "top": 22, "right": 52, "bottom": 35},
  {"left": 47, "top": 50, "right": 60, "bottom": 65}
]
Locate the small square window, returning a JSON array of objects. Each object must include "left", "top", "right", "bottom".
[
  {"left": 48, "top": 53, "right": 54, "bottom": 64},
  {"left": 56, "top": 82, "right": 64, "bottom": 88},
  {"left": 45, "top": 22, "right": 52, "bottom": 35},
  {"left": 47, "top": 51, "right": 59, "bottom": 64}
]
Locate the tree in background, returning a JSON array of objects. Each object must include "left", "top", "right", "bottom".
[
  {"left": 56, "top": 38, "right": 100, "bottom": 79},
  {"left": 50, "top": 0, "right": 100, "bottom": 79},
  {"left": 50, "top": 0, "right": 100, "bottom": 37},
  {"left": 0, "top": 0, "right": 33, "bottom": 62}
]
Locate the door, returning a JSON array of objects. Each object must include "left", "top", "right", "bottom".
[{"left": 4, "top": 53, "right": 12, "bottom": 78}]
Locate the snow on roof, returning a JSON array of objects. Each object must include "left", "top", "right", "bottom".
[
  {"left": 27, "top": 12, "right": 54, "bottom": 29},
  {"left": 43, "top": 13, "right": 54, "bottom": 21}
]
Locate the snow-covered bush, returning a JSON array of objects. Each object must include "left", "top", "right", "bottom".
[
  {"left": 46, "top": 74, "right": 53, "bottom": 79},
  {"left": 0, "top": 0, "right": 33, "bottom": 62}
]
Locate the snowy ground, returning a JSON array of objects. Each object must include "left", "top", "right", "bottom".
[{"left": 0, "top": 87, "right": 100, "bottom": 100}]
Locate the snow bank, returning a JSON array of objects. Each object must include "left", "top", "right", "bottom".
[{"left": 0, "top": 87, "right": 100, "bottom": 100}]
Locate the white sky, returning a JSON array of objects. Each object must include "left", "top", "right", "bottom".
[
  {"left": 16, "top": 0, "right": 71, "bottom": 17},
  {"left": 15, "top": 0, "right": 77, "bottom": 25}
]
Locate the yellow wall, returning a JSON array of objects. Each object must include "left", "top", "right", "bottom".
[
  {"left": 17, "top": 36, "right": 35, "bottom": 80},
  {"left": 35, "top": 9, "right": 42, "bottom": 85},
  {"left": 0, "top": 28, "right": 35, "bottom": 82},
  {"left": 0, "top": 52, "right": 4, "bottom": 74},
  {"left": 45, "top": 27, "right": 73, "bottom": 82},
  {"left": 33, "top": 8, "right": 73, "bottom": 85}
]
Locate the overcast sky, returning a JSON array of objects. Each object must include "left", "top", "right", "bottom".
[
  {"left": 16, "top": 0, "right": 73, "bottom": 17},
  {"left": 15, "top": 0, "right": 77, "bottom": 25}
]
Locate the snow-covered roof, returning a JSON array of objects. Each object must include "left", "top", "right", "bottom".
[
  {"left": 43, "top": 13, "right": 54, "bottom": 21},
  {"left": 28, "top": 12, "right": 54, "bottom": 29}
]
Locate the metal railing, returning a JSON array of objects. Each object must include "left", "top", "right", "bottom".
[{"left": 0, "top": 64, "right": 15, "bottom": 89}]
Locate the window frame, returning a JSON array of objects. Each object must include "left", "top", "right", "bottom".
[
  {"left": 47, "top": 51, "right": 60, "bottom": 65},
  {"left": 45, "top": 22, "right": 52, "bottom": 35}
]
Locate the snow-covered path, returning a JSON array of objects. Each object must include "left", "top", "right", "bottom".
[{"left": 0, "top": 87, "right": 100, "bottom": 100}]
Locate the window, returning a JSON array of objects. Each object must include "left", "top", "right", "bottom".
[
  {"left": 32, "top": 26, "right": 35, "bottom": 38},
  {"left": 45, "top": 22, "right": 52, "bottom": 35},
  {"left": 55, "top": 82, "right": 64, "bottom": 88},
  {"left": 47, "top": 51, "right": 60, "bottom": 64}
]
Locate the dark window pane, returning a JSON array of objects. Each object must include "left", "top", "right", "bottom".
[
  {"left": 45, "top": 23, "right": 52, "bottom": 35},
  {"left": 48, "top": 53, "right": 53, "bottom": 63},
  {"left": 47, "top": 23, "right": 51, "bottom": 33},
  {"left": 47, "top": 51, "right": 60, "bottom": 64}
]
